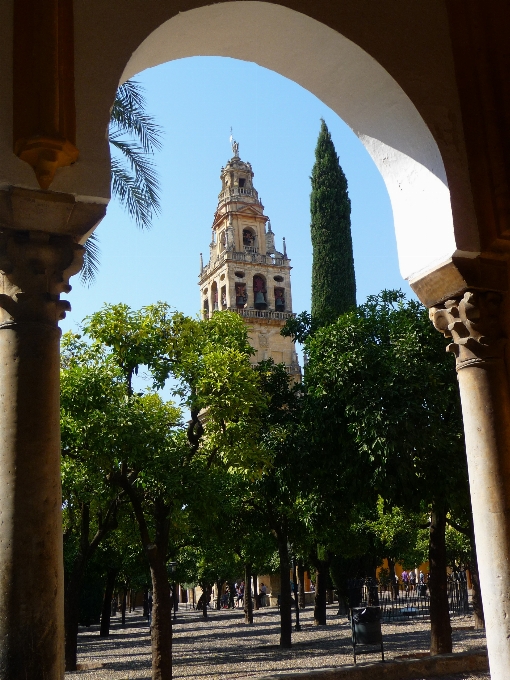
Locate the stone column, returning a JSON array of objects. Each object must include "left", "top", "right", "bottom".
[
  {"left": 431, "top": 290, "right": 510, "bottom": 680},
  {"left": 0, "top": 228, "right": 83, "bottom": 679}
]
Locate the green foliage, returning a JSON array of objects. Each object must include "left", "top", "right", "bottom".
[
  {"left": 367, "top": 497, "right": 429, "bottom": 569},
  {"left": 445, "top": 524, "right": 471, "bottom": 569},
  {"left": 82, "top": 302, "right": 181, "bottom": 392},
  {"left": 305, "top": 290, "right": 467, "bottom": 511},
  {"left": 83, "top": 304, "right": 266, "bottom": 473},
  {"left": 281, "top": 311, "right": 313, "bottom": 343},
  {"left": 310, "top": 119, "right": 356, "bottom": 327}
]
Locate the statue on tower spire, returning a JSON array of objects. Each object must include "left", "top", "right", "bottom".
[{"left": 229, "top": 127, "right": 239, "bottom": 157}]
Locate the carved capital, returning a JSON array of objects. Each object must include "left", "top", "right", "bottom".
[
  {"left": 0, "top": 229, "right": 83, "bottom": 327},
  {"left": 430, "top": 290, "right": 506, "bottom": 370}
]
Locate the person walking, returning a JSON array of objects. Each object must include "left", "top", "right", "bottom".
[
  {"left": 259, "top": 582, "right": 267, "bottom": 607},
  {"left": 236, "top": 581, "right": 245, "bottom": 608}
]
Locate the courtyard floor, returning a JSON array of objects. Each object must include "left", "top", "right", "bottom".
[{"left": 67, "top": 605, "right": 489, "bottom": 680}]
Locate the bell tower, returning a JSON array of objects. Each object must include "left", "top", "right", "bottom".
[{"left": 199, "top": 139, "right": 300, "bottom": 378}]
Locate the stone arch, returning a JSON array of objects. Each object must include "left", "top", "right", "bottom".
[{"left": 119, "top": 1, "right": 457, "bottom": 286}]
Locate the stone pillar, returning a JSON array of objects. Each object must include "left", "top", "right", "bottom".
[
  {"left": 0, "top": 228, "right": 83, "bottom": 679},
  {"left": 430, "top": 290, "right": 510, "bottom": 680}
]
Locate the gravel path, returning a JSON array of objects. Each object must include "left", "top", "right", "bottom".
[{"left": 67, "top": 605, "right": 488, "bottom": 679}]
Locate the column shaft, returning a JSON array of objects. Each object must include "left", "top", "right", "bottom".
[
  {"left": 0, "top": 322, "right": 63, "bottom": 678},
  {"left": 430, "top": 291, "right": 510, "bottom": 680},
  {"left": 457, "top": 362, "right": 510, "bottom": 680},
  {"left": 0, "top": 228, "right": 83, "bottom": 679}
]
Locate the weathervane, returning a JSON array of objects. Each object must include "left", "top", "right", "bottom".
[{"left": 229, "top": 127, "right": 239, "bottom": 157}]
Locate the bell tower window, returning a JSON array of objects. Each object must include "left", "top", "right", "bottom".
[
  {"left": 239, "top": 178, "right": 245, "bottom": 187},
  {"left": 274, "top": 287, "right": 285, "bottom": 312},
  {"left": 235, "top": 283, "right": 247, "bottom": 308},
  {"left": 253, "top": 275, "right": 267, "bottom": 310},
  {"left": 243, "top": 229, "right": 254, "bottom": 246},
  {"left": 211, "top": 282, "right": 218, "bottom": 311}
]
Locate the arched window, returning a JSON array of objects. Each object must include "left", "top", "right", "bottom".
[
  {"left": 235, "top": 282, "right": 247, "bottom": 308},
  {"left": 243, "top": 228, "right": 255, "bottom": 247},
  {"left": 211, "top": 282, "right": 218, "bottom": 311},
  {"left": 274, "top": 287, "right": 285, "bottom": 312},
  {"left": 253, "top": 275, "right": 267, "bottom": 310}
]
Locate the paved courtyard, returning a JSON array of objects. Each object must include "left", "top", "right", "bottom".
[{"left": 67, "top": 605, "right": 489, "bottom": 679}]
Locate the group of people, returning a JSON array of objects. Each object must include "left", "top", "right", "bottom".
[
  {"left": 399, "top": 569, "right": 426, "bottom": 589},
  {"left": 218, "top": 581, "right": 268, "bottom": 608}
]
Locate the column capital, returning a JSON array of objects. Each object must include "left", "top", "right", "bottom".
[
  {"left": 430, "top": 290, "right": 506, "bottom": 370},
  {"left": 0, "top": 229, "right": 83, "bottom": 327}
]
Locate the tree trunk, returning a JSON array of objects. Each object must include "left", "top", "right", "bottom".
[
  {"left": 64, "top": 561, "right": 85, "bottom": 672},
  {"left": 201, "top": 583, "right": 210, "bottom": 619},
  {"left": 469, "top": 515, "right": 485, "bottom": 629},
  {"left": 121, "top": 584, "right": 128, "bottom": 625},
  {"left": 100, "top": 568, "right": 118, "bottom": 637},
  {"left": 215, "top": 580, "right": 222, "bottom": 610},
  {"left": 387, "top": 557, "right": 399, "bottom": 599},
  {"left": 244, "top": 563, "right": 254, "bottom": 624},
  {"left": 228, "top": 581, "right": 236, "bottom": 609},
  {"left": 314, "top": 560, "right": 328, "bottom": 626},
  {"left": 253, "top": 573, "right": 260, "bottom": 610},
  {"left": 143, "top": 586, "right": 149, "bottom": 617},
  {"left": 117, "top": 479, "right": 173, "bottom": 680},
  {"left": 429, "top": 504, "right": 452, "bottom": 655},
  {"left": 64, "top": 498, "right": 118, "bottom": 670},
  {"left": 151, "top": 556, "right": 173, "bottom": 680},
  {"left": 298, "top": 562, "right": 306, "bottom": 609},
  {"left": 278, "top": 537, "right": 292, "bottom": 647}
]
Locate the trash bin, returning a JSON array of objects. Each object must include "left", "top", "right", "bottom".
[{"left": 351, "top": 606, "right": 384, "bottom": 664}]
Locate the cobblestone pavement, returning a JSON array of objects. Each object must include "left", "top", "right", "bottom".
[{"left": 67, "top": 605, "right": 488, "bottom": 679}]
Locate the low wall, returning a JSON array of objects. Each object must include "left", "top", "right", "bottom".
[{"left": 252, "top": 649, "right": 488, "bottom": 680}]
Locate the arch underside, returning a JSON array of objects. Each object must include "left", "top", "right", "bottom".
[{"left": 122, "top": 1, "right": 457, "bottom": 284}]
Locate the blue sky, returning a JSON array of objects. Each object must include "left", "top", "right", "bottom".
[{"left": 61, "top": 56, "right": 410, "bottom": 337}]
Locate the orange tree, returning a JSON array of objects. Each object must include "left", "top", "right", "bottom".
[
  {"left": 81, "top": 304, "right": 268, "bottom": 680},
  {"left": 303, "top": 290, "right": 469, "bottom": 655}
]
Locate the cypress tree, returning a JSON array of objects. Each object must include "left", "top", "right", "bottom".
[{"left": 310, "top": 120, "right": 356, "bottom": 327}]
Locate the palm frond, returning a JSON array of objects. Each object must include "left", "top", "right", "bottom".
[
  {"left": 110, "top": 158, "right": 156, "bottom": 230},
  {"left": 108, "top": 79, "right": 162, "bottom": 231},
  {"left": 109, "top": 137, "right": 160, "bottom": 210},
  {"left": 80, "top": 232, "right": 101, "bottom": 286},
  {"left": 80, "top": 80, "right": 163, "bottom": 286},
  {"left": 110, "top": 80, "right": 163, "bottom": 153}
]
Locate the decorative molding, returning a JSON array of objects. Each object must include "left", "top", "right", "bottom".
[
  {"left": 13, "top": 0, "right": 78, "bottom": 189},
  {"left": 430, "top": 290, "right": 506, "bottom": 370},
  {"left": 0, "top": 229, "right": 83, "bottom": 327}
]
